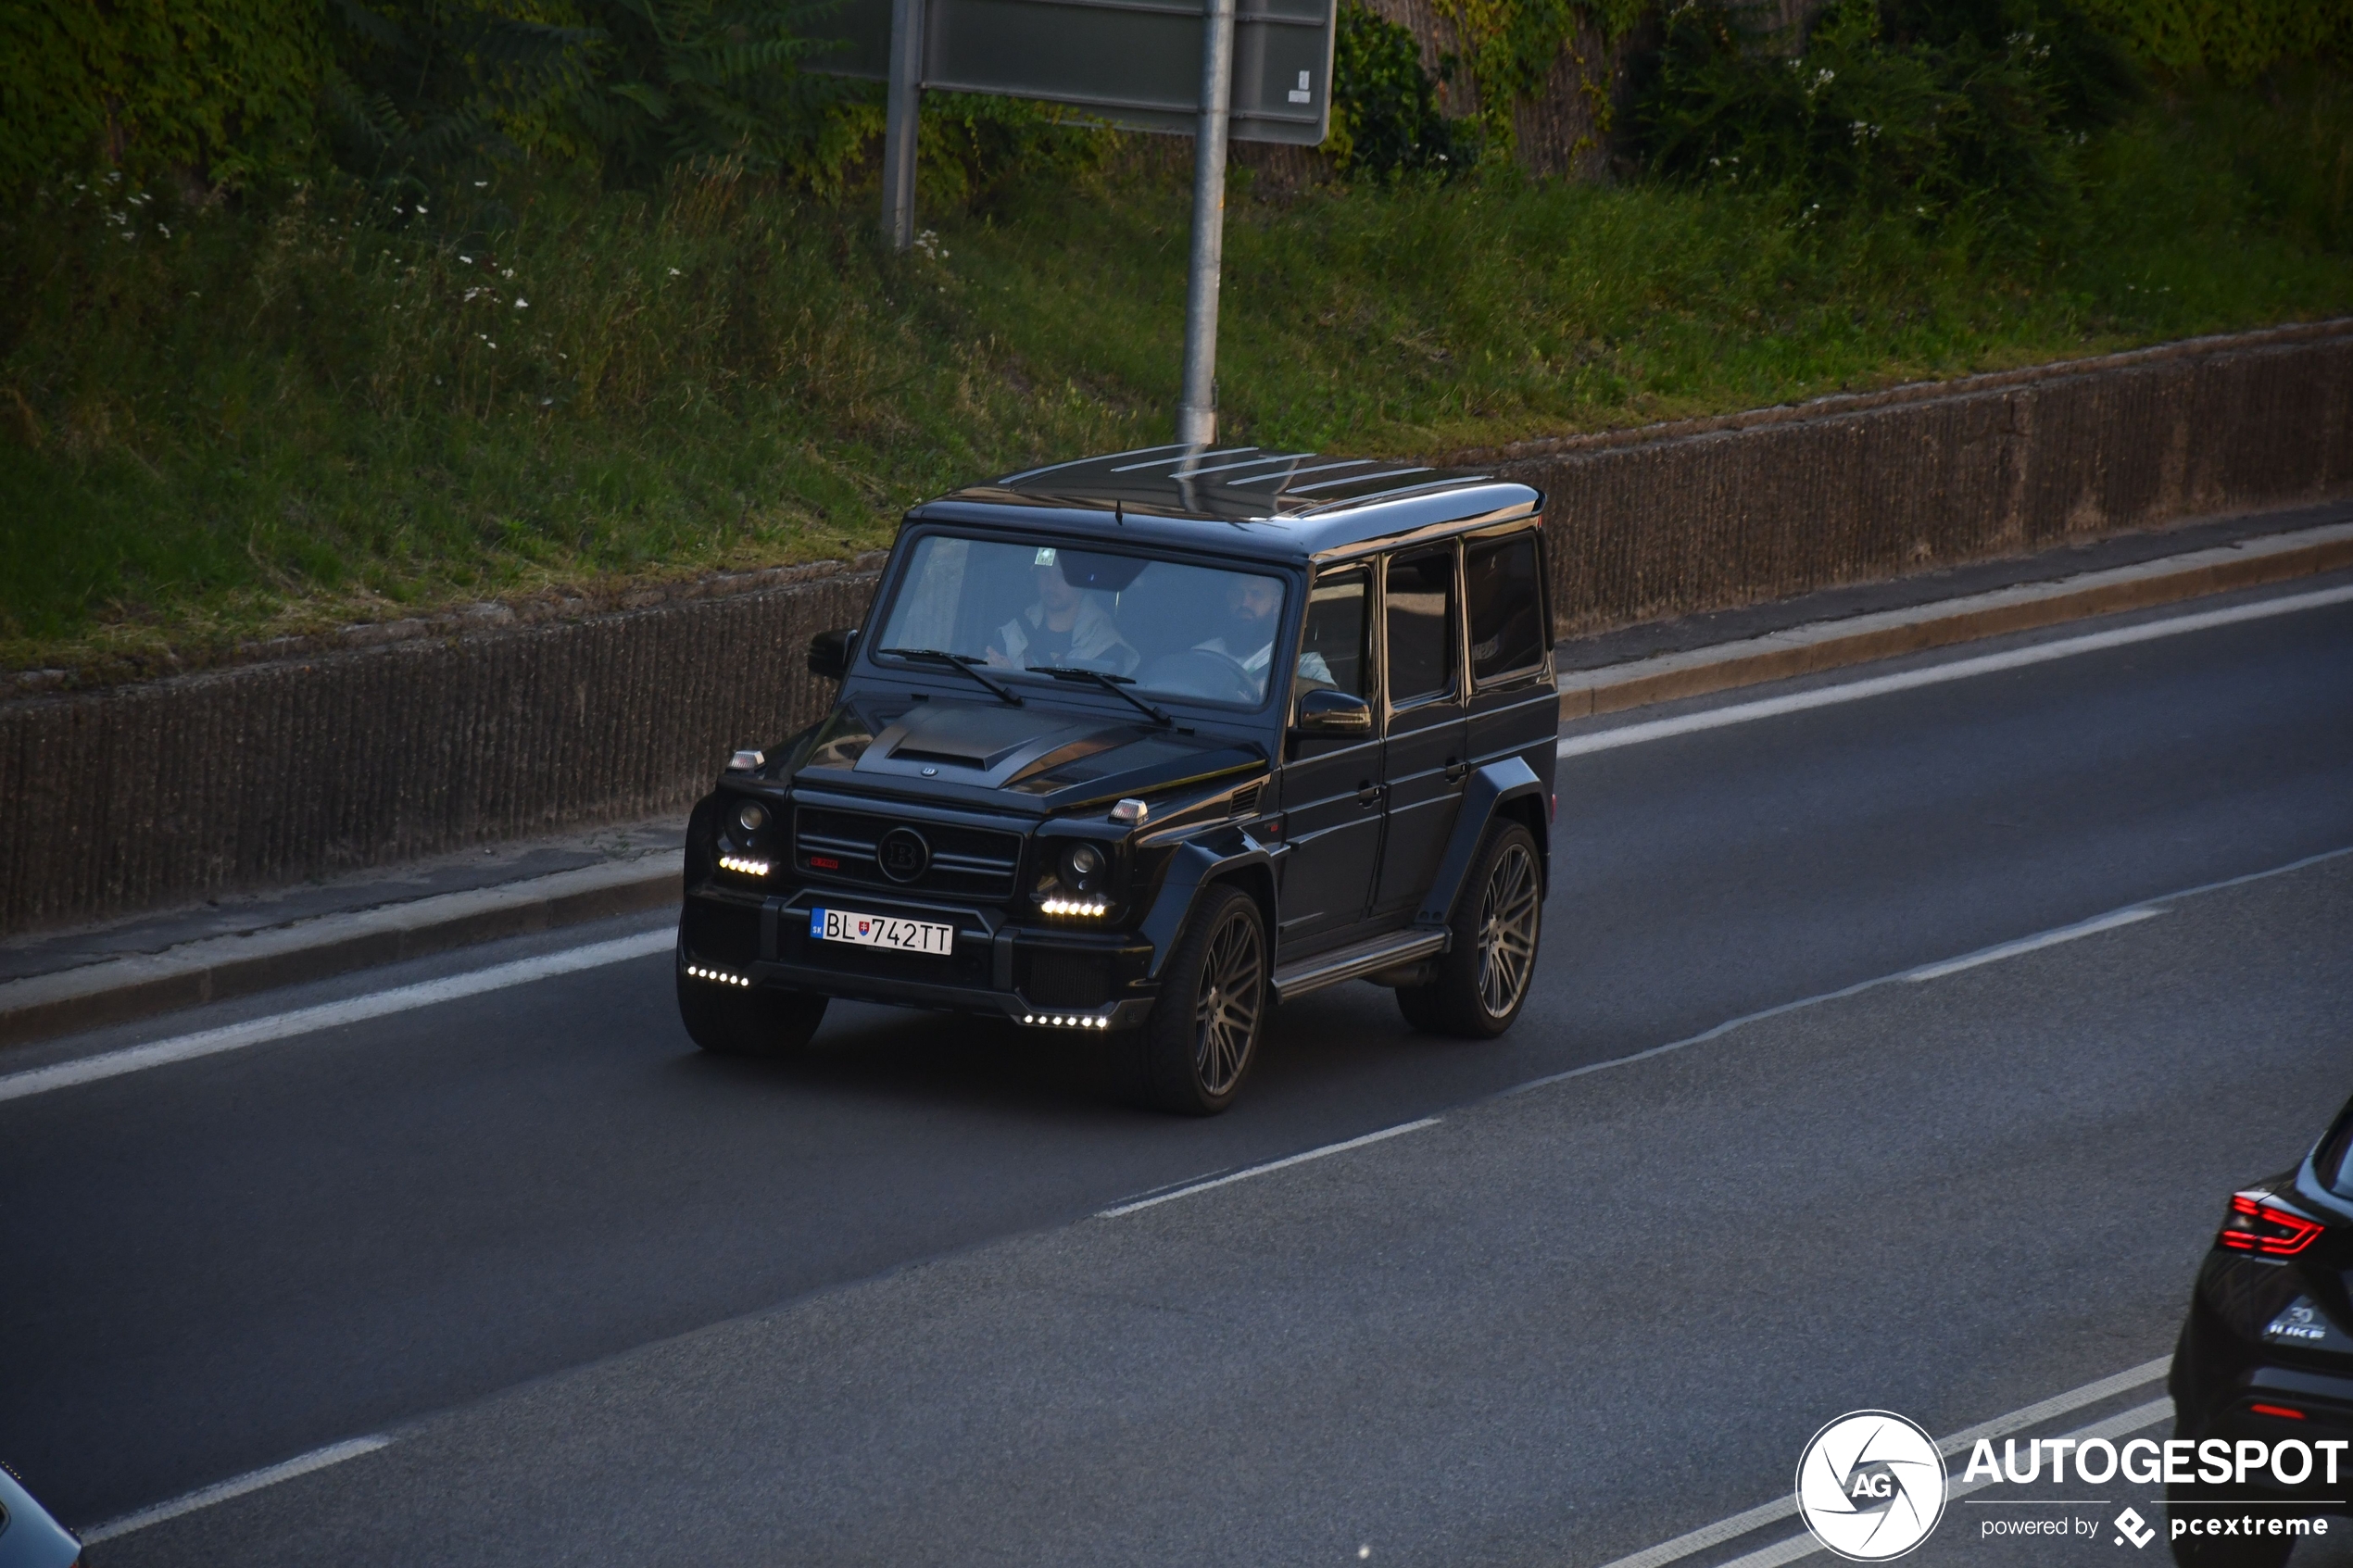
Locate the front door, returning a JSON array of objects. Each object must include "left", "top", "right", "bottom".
[
  {"left": 1374, "top": 542, "right": 1467, "bottom": 918},
  {"left": 1274, "top": 566, "right": 1384, "bottom": 952}
]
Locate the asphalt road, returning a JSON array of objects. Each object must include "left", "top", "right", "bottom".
[{"left": 3, "top": 578, "right": 2350, "bottom": 1559}]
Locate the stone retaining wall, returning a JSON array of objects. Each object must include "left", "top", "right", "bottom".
[
  {"left": 1476, "top": 320, "right": 2353, "bottom": 636},
  {"left": 4, "top": 320, "right": 2348, "bottom": 936}
]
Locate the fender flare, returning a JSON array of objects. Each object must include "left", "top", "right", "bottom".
[
  {"left": 1414, "top": 757, "right": 1547, "bottom": 927},
  {"left": 1137, "top": 829, "right": 1277, "bottom": 981}
]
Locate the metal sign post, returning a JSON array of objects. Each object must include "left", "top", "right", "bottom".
[
  {"left": 1176, "top": 0, "right": 1236, "bottom": 446},
  {"left": 881, "top": 0, "right": 925, "bottom": 251},
  {"left": 805, "top": 0, "right": 1332, "bottom": 439}
]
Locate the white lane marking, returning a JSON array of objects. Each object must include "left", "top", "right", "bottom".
[
  {"left": 1558, "top": 582, "right": 2353, "bottom": 759},
  {"left": 1507, "top": 844, "right": 2353, "bottom": 1111},
  {"left": 0, "top": 928, "right": 673, "bottom": 1107},
  {"left": 1709, "top": 1397, "right": 2174, "bottom": 1568},
  {"left": 1097, "top": 1118, "right": 1442, "bottom": 1217},
  {"left": 1904, "top": 907, "right": 2165, "bottom": 982},
  {"left": 1592, "top": 1358, "right": 2171, "bottom": 1568},
  {"left": 82, "top": 1436, "right": 393, "bottom": 1543}
]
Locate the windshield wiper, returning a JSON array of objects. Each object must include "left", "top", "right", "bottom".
[
  {"left": 877, "top": 647, "right": 1023, "bottom": 707},
  {"left": 1027, "top": 666, "right": 1175, "bottom": 728}
]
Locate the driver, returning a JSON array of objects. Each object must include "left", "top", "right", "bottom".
[
  {"left": 985, "top": 548, "right": 1139, "bottom": 675},
  {"left": 1194, "top": 575, "right": 1329, "bottom": 686}
]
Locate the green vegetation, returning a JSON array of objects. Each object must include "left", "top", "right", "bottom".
[{"left": 1, "top": 0, "right": 2349, "bottom": 678}]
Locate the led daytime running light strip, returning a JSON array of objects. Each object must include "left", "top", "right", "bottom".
[
  {"left": 1022, "top": 1013, "right": 1112, "bottom": 1029},
  {"left": 1039, "top": 897, "right": 1110, "bottom": 916},
  {"left": 685, "top": 964, "right": 751, "bottom": 987},
  {"left": 719, "top": 855, "right": 770, "bottom": 876}
]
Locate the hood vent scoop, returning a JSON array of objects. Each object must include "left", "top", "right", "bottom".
[{"left": 1229, "top": 783, "right": 1264, "bottom": 818}]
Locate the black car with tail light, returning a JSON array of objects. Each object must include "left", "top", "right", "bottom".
[
  {"left": 675, "top": 446, "right": 1560, "bottom": 1113},
  {"left": 2166, "top": 1091, "right": 2353, "bottom": 1567}
]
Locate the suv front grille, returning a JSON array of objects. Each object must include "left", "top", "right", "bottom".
[{"left": 795, "top": 806, "right": 1022, "bottom": 901}]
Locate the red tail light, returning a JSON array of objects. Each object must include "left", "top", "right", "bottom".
[{"left": 2218, "top": 1191, "right": 2324, "bottom": 1257}]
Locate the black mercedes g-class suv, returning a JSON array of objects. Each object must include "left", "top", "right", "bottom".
[{"left": 677, "top": 446, "right": 1559, "bottom": 1114}]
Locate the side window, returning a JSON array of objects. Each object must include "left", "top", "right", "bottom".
[
  {"left": 1384, "top": 545, "right": 1458, "bottom": 706},
  {"left": 1296, "top": 568, "right": 1371, "bottom": 702},
  {"left": 1466, "top": 533, "right": 1545, "bottom": 683}
]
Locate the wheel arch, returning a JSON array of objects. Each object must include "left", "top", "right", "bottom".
[
  {"left": 1415, "top": 757, "right": 1549, "bottom": 927},
  {"left": 1137, "top": 833, "right": 1278, "bottom": 982}
]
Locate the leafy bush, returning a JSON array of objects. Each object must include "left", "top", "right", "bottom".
[
  {"left": 2075, "top": 0, "right": 2353, "bottom": 82},
  {"left": 1328, "top": 4, "right": 1479, "bottom": 178},
  {"left": 0, "top": 0, "right": 324, "bottom": 193},
  {"left": 1636, "top": 0, "right": 2137, "bottom": 233}
]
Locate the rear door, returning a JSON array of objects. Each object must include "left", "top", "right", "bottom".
[
  {"left": 1373, "top": 541, "right": 1468, "bottom": 919},
  {"left": 1274, "top": 566, "right": 1384, "bottom": 951}
]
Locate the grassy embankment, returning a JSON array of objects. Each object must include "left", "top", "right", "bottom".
[{"left": 1, "top": 78, "right": 2348, "bottom": 680}]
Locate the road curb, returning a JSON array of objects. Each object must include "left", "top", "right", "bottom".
[
  {"left": 1558, "top": 521, "right": 2353, "bottom": 720},
  {"left": 0, "top": 855, "right": 681, "bottom": 1051}
]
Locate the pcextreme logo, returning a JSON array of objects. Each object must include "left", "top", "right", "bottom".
[{"left": 1796, "top": 1411, "right": 1950, "bottom": 1562}]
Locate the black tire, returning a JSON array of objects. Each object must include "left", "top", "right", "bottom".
[
  {"left": 1122, "top": 884, "right": 1268, "bottom": 1115},
  {"left": 677, "top": 969, "right": 828, "bottom": 1059},
  {"left": 1396, "top": 820, "right": 1541, "bottom": 1038},
  {"left": 2166, "top": 1482, "right": 2296, "bottom": 1568}
]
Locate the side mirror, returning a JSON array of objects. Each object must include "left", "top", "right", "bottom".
[
  {"left": 808, "top": 626, "right": 857, "bottom": 681},
  {"left": 1293, "top": 687, "right": 1372, "bottom": 735}
]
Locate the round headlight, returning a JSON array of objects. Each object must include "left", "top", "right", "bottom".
[
  {"left": 736, "top": 801, "right": 768, "bottom": 834},
  {"left": 1062, "top": 841, "right": 1107, "bottom": 888}
]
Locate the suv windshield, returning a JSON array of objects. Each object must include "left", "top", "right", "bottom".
[{"left": 874, "top": 533, "right": 1295, "bottom": 709}]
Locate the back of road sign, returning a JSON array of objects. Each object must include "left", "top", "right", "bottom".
[{"left": 804, "top": 0, "right": 1336, "bottom": 145}]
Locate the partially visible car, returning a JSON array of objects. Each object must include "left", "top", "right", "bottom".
[
  {"left": 2168, "top": 1092, "right": 2353, "bottom": 1568},
  {"left": 0, "top": 1462, "right": 83, "bottom": 1568}
]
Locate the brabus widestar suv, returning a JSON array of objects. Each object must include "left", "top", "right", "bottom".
[{"left": 675, "top": 447, "right": 1559, "bottom": 1114}]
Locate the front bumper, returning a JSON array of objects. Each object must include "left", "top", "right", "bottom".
[{"left": 680, "top": 884, "right": 1161, "bottom": 1029}]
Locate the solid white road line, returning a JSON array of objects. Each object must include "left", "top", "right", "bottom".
[
  {"left": 1591, "top": 1359, "right": 2172, "bottom": 1568},
  {"left": 1557, "top": 582, "right": 2353, "bottom": 759},
  {"left": 1904, "top": 907, "right": 2165, "bottom": 982},
  {"left": 1097, "top": 1118, "right": 1442, "bottom": 1217},
  {"left": 82, "top": 1436, "right": 393, "bottom": 1543},
  {"left": 1705, "top": 1397, "right": 2175, "bottom": 1568},
  {"left": 0, "top": 928, "right": 673, "bottom": 1108}
]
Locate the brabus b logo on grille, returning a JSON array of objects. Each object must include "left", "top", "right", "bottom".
[{"left": 877, "top": 827, "right": 930, "bottom": 883}]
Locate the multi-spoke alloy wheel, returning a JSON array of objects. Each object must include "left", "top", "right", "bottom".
[
  {"left": 1397, "top": 821, "right": 1544, "bottom": 1038},
  {"left": 1475, "top": 841, "right": 1541, "bottom": 1020},
  {"left": 1126, "top": 884, "right": 1267, "bottom": 1115},
  {"left": 1193, "top": 904, "right": 1266, "bottom": 1097}
]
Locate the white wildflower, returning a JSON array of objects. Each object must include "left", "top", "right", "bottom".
[{"left": 514, "top": 298, "right": 527, "bottom": 309}]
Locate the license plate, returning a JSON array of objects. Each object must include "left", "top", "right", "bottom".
[{"left": 809, "top": 907, "right": 955, "bottom": 957}]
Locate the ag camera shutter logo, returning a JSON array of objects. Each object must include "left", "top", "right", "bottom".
[{"left": 1795, "top": 1411, "right": 1949, "bottom": 1561}]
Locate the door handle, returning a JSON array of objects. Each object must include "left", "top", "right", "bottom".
[
  {"left": 1443, "top": 758, "right": 1469, "bottom": 784},
  {"left": 1356, "top": 781, "right": 1384, "bottom": 808}
]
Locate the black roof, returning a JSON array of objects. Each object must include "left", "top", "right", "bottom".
[{"left": 906, "top": 445, "right": 1542, "bottom": 563}]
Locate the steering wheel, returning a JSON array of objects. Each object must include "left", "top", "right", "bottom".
[{"left": 1139, "top": 648, "right": 1259, "bottom": 705}]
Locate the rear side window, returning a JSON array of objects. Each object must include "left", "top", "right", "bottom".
[
  {"left": 2320, "top": 1102, "right": 2353, "bottom": 1198},
  {"left": 1385, "top": 546, "right": 1458, "bottom": 705},
  {"left": 1466, "top": 533, "right": 1545, "bottom": 682}
]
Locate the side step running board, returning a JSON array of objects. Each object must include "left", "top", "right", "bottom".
[{"left": 1271, "top": 929, "right": 1449, "bottom": 1004}]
